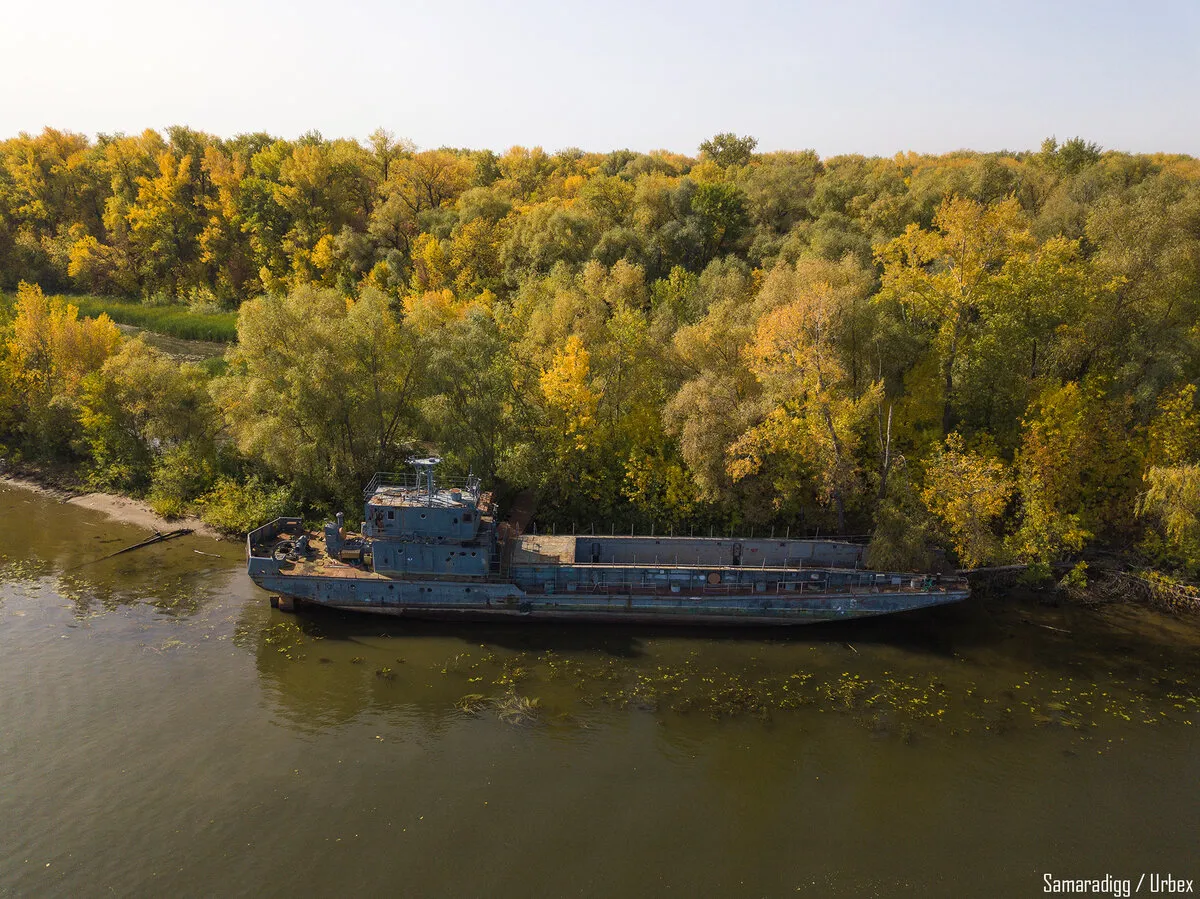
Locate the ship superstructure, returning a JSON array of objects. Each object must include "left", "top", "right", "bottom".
[{"left": 247, "top": 458, "right": 969, "bottom": 625}]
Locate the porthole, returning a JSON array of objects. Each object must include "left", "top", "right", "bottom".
[{"left": 420, "top": 513, "right": 427, "bottom": 520}]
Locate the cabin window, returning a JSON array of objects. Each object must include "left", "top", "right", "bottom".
[
  {"left": 420, "top": 513, "right": 427, "bottom": 520},
  {"left": 463, "top": 513, "right": 473, "bottom": 523},
  {"left": 387, "top": 510, "right": 394, "bottom": 520}
]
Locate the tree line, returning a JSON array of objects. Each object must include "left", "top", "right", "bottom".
[{"left": 1, "top": 127, "right": 1199, "bottom": 579}]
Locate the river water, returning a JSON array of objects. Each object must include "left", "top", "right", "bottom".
[{"left": 1, "top": 483, "right": 1197, "bottom": 898}]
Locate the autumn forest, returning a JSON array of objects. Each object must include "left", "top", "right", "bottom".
[{"left": 1, "top": 127, "right": 1199, "bottom": 582}]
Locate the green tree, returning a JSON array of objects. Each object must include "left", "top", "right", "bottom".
[
  {"left": 213, "top": 285, "right": 422, "bottom": 505},
  {"left": 691, "top": 181, "right": 750, "bottom": 261},
  {"left": 699, "top": 133, "right": 758, "bottom": 168},
  {"left": 79, "top": 339, "right": 215, "bottom": 491}
]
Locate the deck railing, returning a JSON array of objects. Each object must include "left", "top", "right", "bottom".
[
  {"left": 246, "top": 517, "right": 304, "bottom": 558},
  {"left": 363, "top": 471, "right": 482, "bottom": 499}
]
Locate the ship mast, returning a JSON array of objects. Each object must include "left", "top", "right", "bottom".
[{"left": 408, "top": 455, "right": 441, "bottom": 506}]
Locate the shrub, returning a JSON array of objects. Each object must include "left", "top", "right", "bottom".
[
  {"left": 148, "top": 444, "right": 217, "bottom": 519},
  {"left": 198, "top": 476, "right": 292, "bottom": 535}
]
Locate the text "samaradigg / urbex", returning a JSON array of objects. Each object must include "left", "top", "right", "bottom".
[{"left": 1043, "top": 873, "right": 1195, "bottom": 896}]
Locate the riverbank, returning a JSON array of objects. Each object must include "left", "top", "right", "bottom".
[
  {"left": 964, "top": 562, "right": 1200, "bottom": 618},
  {"left": 2, "top": 462, "right": 1196, "bottom": 618},
  {"left": 0, "top": 471, "right": 224, "bottom": 541}
]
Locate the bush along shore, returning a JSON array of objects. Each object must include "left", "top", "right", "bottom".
[
  {"left": 0, "top": 129, "right": 1198, "bottom": 608},
  {"left": 962, "top": 564, "right": 1200, "bottom": 617}
]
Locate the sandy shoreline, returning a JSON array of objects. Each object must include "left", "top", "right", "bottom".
[{"left": 1, "top": 475, "right": 225, "bottom": 540}]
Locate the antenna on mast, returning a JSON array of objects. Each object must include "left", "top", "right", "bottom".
[{"left": 407, "top": 456, "right": 441, "bottom": 505}]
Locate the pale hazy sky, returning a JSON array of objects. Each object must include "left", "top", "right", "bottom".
[{"left": 3, "top": 0, "right": 1197, "bottom": 156}]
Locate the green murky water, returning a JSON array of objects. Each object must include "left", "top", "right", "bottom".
[{"left": 1, "top": 483, "right": 1197, "bottom": 897}]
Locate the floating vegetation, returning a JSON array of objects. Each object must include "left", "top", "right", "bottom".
[
  {"left": 494, "top": 691, "right": 541, "bottom": 726},
  {"left": 563, "top": 658, "right": 1200, "bottom": 738},
  {"left": 493, "top": 658, "right": 529, "bottom": 688},
  {"left": 149, "top": 637, "right": 187, "bottom": 654},
  {"left": 232, "top": 619, "right": 308, "bottom": 661},
  {"left": 222, "top": 607, "right": 1197, "bottom": 741},
  {"left": 0, "top": 554, "right": 52, "bottom": 590},
  {"left": 454, "top": 693, "right": 490, "bottom": 716},
  {"left": 453, "top": 691, "right": 541, "bottom": 725},
  {"left": 55, "top": 572, "right": 104, "bottom": 613},
  {"left": 50, "top": 567, "right": 216, "bottom": 619},
  {"left": 146, "top": 579, "right": 205, "bottom": 616}
]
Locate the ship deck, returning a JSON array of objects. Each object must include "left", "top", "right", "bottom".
[
  {"left": 249, "top": 522, "right": 965, "bottom": 602},
  {"left": 252, "top": 523, "right": 388, "bottom": 580}
]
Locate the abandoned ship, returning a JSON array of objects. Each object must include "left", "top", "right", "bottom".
[{"left": 247, "top": 458, "right": 969, "bottom": 625}]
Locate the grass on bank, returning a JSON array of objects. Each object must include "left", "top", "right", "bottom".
[
  {"left": 0, "top": 291, "right": 239, "bottom": 343},
  {"left": 69, "top": 295, "right": 238, "bottom": 342}
]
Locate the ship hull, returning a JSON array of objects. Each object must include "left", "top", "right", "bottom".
[{"left": 252, "top": 573, "right": 969, "bottom": 627}]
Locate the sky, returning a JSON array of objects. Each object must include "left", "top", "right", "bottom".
[{"left": 3, "top": 0, "right": 1198, "bottom": 157}]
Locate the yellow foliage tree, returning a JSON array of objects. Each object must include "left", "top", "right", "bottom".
[
  {"left": 4, "top": 281, "right": 121, "bottom": 453},
  {"left": 67, "top": 233, "right": 135, "bottom": 295},
  {"left": 876, "top": 196, "right": 1034, "bottom": 436},
  {"left": 1008, "top": 381, "right": 1138, "bottom": 572},
  {"left": 402, "top": 289, "right": 462, "bottom": 334},
  {"left": 126, "top": 152, "right": 199, "bottom": 296},
  {"left": 1139, "top": 384, "right": 1200, "bottom": 571},
  {"left": 1147, "top": 384, "right": 1200, "bottom": 468},
  {"left": 450, "top": 217, "right": 503, "bottom": 295},
  {"left": 1140, "top": 465, "right": 1200, "bottom": 545},
  {"left": 539, "top": 335, "right": 599, "bottom": 451},
  {"left": 728, "top": 260, "right": 880, "bottom": 531},
  {"left": 410, "top": 232, "right": 453, "bottom": 293},
  {"left": 922, "top": 432, "right": 1014, "bottom": 569},
  {"left": 7, "top": 282, "right": 121, "bottom": 397}
]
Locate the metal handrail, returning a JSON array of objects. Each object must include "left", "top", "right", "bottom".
[
  {"left": 246, "top": 517, "right": 304, "bottom": 558},
  {"left": 364, "top": 471, "right": 482, "bottom": 499}
]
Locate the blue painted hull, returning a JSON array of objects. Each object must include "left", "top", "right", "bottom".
[{"left": 252, "top": 571, "right": 970, "bottom": 626}]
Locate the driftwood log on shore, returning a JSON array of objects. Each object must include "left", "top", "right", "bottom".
[
  {"left": 958, "top": 562, "right": 1076, "bottom": 576},
  {"left": 72, "top": 529, "right": 194, "bottom": 568}
]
